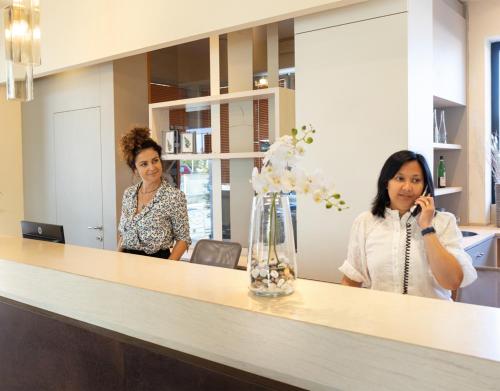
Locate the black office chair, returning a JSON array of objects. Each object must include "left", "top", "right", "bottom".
[
  {"left": 190, "top": 239, "right": 242, "bottom": 269},
  {"left": 456, "top": 266, "right": 500, "bottom": 308}
]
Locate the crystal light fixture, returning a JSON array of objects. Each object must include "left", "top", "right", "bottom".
[{"left": 3, "top": 0, "right": 40, "bottom": 101}]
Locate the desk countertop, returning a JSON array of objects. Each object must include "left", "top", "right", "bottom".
[
  {"left": 459, "top": 224, "right": 500, "bottom": 249},
  {"left": 0, "top": 235, "right": 499, "bottom": 390}
]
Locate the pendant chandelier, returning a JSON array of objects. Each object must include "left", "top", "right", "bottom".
[{"left": 3, "top": 0, "right": 40, "bottom": 101}]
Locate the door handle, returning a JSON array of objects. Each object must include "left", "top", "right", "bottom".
[{"left": 87, "top": 226, "right": 103, "bottom": 230}]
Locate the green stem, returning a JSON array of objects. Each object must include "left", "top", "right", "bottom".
[
  {"left": 273, "top": 196, "right": 280, "bottom": 262},
  {"left": 267, "top": 193, "right": 275, "bottom": 264},
  {"left": 266, "top": 193, "right": 280, "bottom": 266}
]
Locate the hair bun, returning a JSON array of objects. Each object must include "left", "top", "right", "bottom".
[
  {"left": 120, "top": 127, "right": 151, "bottom": 156},
  {"left": 120, "top": 126, "right": 161, "bottom": 170}
]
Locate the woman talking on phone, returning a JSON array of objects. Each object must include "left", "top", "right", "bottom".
[{"left": 339, "top": 150, "right": 476, "bottom": 299}]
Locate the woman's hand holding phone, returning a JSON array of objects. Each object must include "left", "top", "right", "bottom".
[{"left": 414, "top": 190, "right": 435, "bottom": 229}]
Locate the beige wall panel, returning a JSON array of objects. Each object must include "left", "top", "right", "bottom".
[
  {"left": 0, "top": 87, "right": 23, "bottom": 236},
  {"left": 113, "top": 54, "right": 149, "bottom": 229},
  {"left": 0, "top": 0, "right": 365, "bottom": 82}
]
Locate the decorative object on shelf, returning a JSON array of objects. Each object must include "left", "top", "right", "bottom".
[
  {"left": 180, "top": 131, "right": 196, "bottom": 153},
  {"left": 254, "top": 76, "right": 268, "bottom": 89},
  {"left": 433, "top": 109, "right": 440, "bottom": 143},
  {"left": 437, "top": 155, "right": 446, "bottom": 188},
  {"left": 204, "top": 134, "right": 212, "bottom": 153},
  {"left": 2, "top": 0, "right": 41, "bottom": 102},
  {"left": 164, "top": 129, "right": 176, "bottom": 154},
  {"left": 259, "top": 140, "right": 270, "bottom": 152},
  {"left": 195, "top": 132, "right": 204, "bottom": 154},
  {"left": 438, "top": 109, "right": 447, "bottom": 143},
  {"left": 248, "top": 125, "right": 348, "bottom": 297}
]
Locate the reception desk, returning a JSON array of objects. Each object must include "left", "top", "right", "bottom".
[{"left": 0, "top": 235, "right": 499, "bottom": 390}]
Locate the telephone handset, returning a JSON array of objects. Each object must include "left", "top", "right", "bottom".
[
  {"left": 410, "top": 185, "right": 429, "bottom": 217},
  {"left": 404, "top": 185, "right": 428, "bottom": 294}
]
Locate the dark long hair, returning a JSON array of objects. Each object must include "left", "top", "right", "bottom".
[{"left": 371, "top": 150, "right": 434, "bottom": 218}]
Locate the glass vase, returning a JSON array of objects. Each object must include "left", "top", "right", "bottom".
[
  {"left": 438, "top": 109, "right": 447, "bottom": 143},
  {"left": 433, "top": 108, "right": 440, "bottom": 143},
  {"left": 248, "top": 193, "right": 297, "bottom": 297}
]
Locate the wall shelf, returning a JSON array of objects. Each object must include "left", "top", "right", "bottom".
[
  {"left": 433, "top": 95, "right": 465, "bottom": 109},
  {"left": 149, "top": 86, "right": 295, "bottom": 153},
  {"left": 150, "top": 87, "right": 282, "bottom": 111},
  {"left": 161, "top": 152, "right": 265, "bottom": 161},
  {"left": 434, "top": 187, "right": 463, "bottom": 196},
  {"left": 433, "top": 143, "right": 462, "bottom": 150}
]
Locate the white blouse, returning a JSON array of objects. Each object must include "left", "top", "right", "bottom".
[{"left": 339, "top": 209, "right": 477, "bottom": 300}]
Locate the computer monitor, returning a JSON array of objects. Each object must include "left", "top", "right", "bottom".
[{"left": 21, "top": 221, "right": 65, "bottom": 244}]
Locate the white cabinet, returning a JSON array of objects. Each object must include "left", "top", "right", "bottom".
[
  {"left": 466, "top": 238, "right": 496, "bottom": 268},
  {"left": 433, "top": 0, "right": 466, "bottom": 105},
  {"left": 295, "top": 5, "right": 413, "bottom": 282}
]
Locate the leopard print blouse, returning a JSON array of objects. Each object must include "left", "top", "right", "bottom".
[{"left": 118, "top": 180, "right": 191, "bottom": 254}]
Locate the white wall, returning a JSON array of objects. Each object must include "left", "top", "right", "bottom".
[
  {"left": 295, "top": 0, "right": 410, "bottom": 282},
  {"left": 408, "top": 0, "right": 433, "bottom": 168},
  {"left": 0, "top": 87, "right": 23, "bottom": 236},
  {"left": 467, "top": 0, "right": 500, "bottom": 224},
  {"left": 21, "top": 63, "right": 117, "bottom": 249},
  {"left": 0, "top": 0, "right": 365, "bottom": 83}
]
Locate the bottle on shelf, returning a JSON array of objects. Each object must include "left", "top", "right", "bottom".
[
  {"left": 174, "top": 125, "right": 183, "bottom": 153},
  {"left": 438, "top": 156, "right": 446, "bottom": 188}
]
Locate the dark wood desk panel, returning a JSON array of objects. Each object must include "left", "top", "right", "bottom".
[{"left": 0, "top": 296, "right": 303, "bottom": 391}]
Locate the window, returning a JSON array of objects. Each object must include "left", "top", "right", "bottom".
[
  {"left": 180, "top": 159, "right": 213, "bottom": 242},
  {"left": 491, "top": 42, "right": 500, "bottom": 202}
]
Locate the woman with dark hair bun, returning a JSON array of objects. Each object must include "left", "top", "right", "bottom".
[
  {"left": 339, "top": 150, "right": 476, "bottom": 299},
  {"left": 118, "top": 127, "right": 191, "bottom": 260}
]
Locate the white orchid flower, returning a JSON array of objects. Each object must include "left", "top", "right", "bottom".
[
  {"left": 312, "top": 189, "right": 325, "bottom": 203},
  {"left": 295, "top": 143, "right": 306, "bottom": 157},
  {"left": 252, "top": 168, "right": 270, "bottom": 195},
  {"left": 281, "top": 169, "right": 297, "bottom": 193},
  {"left": 251, "top": 125, "right": 347, "bottom": 211},
  {"left": 294, "top": 168, "right": 313, "bottom": 194}
]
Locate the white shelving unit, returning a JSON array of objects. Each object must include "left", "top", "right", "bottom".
[
  {"left": 149, "top": 84, "right": 295, "bottom": 241},
  {"left": 433, "top": 142, "right": 462, "bottom": 150},
  {"left": 431, "top": 0, "right": 468, "bottom": 222},
  {"left": 149, "top": 87, "right": 295, "bottom": 147},
  {"left": 150, "top": 88, "right": 280, "bottom": 111},
  {"left": 434, "top": 186, "right": 463, "bottom": 196},
  {"left": 161, "top": 152, "right": 266, "bottom": 161},
  {"left": 431, "top": 102, "right": 467, "bottom": 221},
  {"left": 431, "top": 102, "right": 467, "bottom": 226}
]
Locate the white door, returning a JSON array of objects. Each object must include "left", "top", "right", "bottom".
[{"left": 54, "top": 107, "right": 104, "bottom": 248}]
